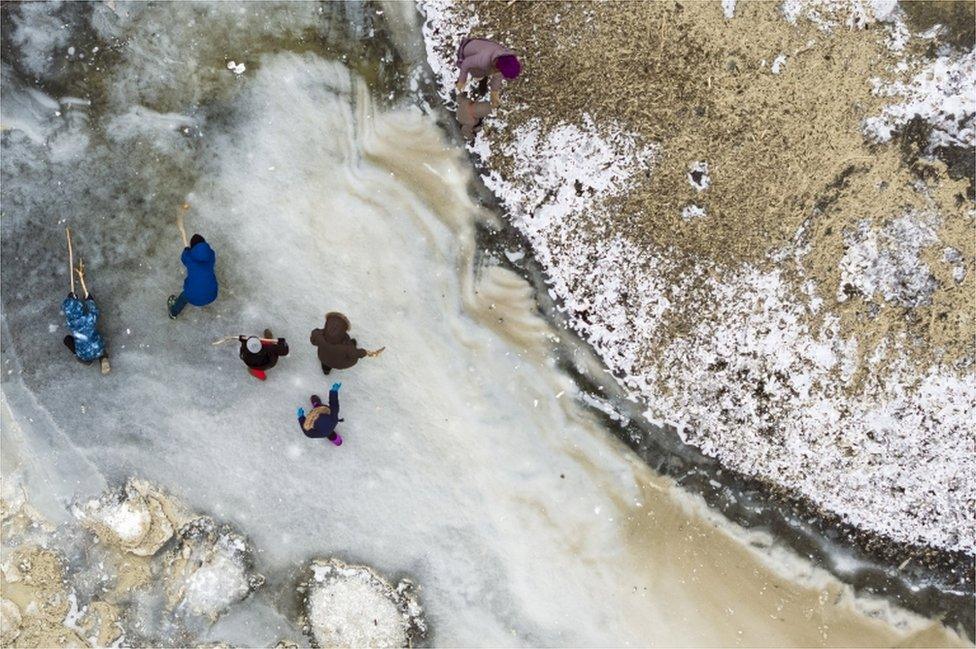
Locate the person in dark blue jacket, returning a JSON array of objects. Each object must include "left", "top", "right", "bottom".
[
  {"left": 61, "top": 253, "right": 110, "bottom": 374},
  {"left": 168, "top": 233, "right": 218, "bottom": 319},
  {"left": 297, "top": 383, "right": 343, "bottom": 446}
]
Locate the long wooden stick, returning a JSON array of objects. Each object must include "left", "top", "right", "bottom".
[
  {"left": 66, "top": 227, "right": 75, "bottom": 294},
  {"left": 212, "top": 335, "right": 277, "bottom": 346},
  {"left": 177, "top": 202, "right": 190, "bottom": 247}
]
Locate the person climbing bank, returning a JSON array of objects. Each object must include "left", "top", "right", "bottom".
[
  {"left": 297, "top": 383, "right": 344, "bottom": 446},
  {"left": 61, "top": 228, "right": 110, "bottom": 374},
  {"left": 455, "top": 37, "right": 521, "bottom": 108},
  {"left": 310, "top": 312, "right": 384, "bottom": 375},
  {"left": 237, "top": 329, "right": 289, "bottom": 381},
  {"left": 168, "top": 203, "right": 218, "bottom": 319}
]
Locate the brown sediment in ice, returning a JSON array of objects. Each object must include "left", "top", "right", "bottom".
[
  {"left": 616, "top": 468, "right": 971, "bottom": 647},
  {"left": 521, "top": 443, "right": 970, "bottom": 647},
  {"left": 0, "top": 477, "right": 271, "bottom": 647}
]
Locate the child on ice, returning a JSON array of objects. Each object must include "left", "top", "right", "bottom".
[
  {"left": 62, "top": 289, "right": 109, "bottom": 375},
  {"left": 238, "top": 330, "right": 289, "bottom": 381},
  {"left": 310, "top": 312, "right": 384, "bottom": 375},
  {"left": 62, "top": 228, "right": 110, "bottom": 374},
  {"left": 168, "top": 204, "right": 218, "bottom": 319},
  {"left": 297, "top": 383, "right": 343, "bottom": 446}
]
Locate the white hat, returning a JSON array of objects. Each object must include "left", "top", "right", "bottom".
[{"left": 246, "top": 337, "right": 262, "bottom": 354}]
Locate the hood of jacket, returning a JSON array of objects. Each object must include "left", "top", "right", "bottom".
[
  {"left": 302, "top": 405, "right": 332, "bottom": 431},
  {"left": 322, "top": 312, "right": 351, "bottom": 343},
  {"left": 188, "top": 241, "right": 215, "bottom": 264}
]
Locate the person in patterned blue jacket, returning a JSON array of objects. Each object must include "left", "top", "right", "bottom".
[{"left": 62, "top": 258, "right": 110, "bottom": 374}]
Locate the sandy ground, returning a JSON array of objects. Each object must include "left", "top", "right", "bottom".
[{"left": 420, "top": 0, "right": 975, "bottom": 556}]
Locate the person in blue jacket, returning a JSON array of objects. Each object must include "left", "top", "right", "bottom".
[
  {"left": 297, "top": 383, "right": 343, "bottom": 446},
  {"left": 168, "top": 233, "right": 218, "bottom": 319},
  {"left": 62, "top": 258, "right": 110, "bottom": 374}
]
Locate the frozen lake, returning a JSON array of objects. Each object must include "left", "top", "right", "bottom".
[{"left": 0, "top": 2, "right": 968, "bottom": 646}]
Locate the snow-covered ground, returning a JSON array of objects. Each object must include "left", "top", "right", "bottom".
[
  {"left": 419, "top": 0, "right": 976, "bottom": 556},
  {"left": 0, "top": 1, "right": 970, "bottom": 646}
]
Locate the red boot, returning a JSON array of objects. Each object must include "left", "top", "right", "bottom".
[{"left": 248, "top": 368, "right": 267, "bottom": 381}]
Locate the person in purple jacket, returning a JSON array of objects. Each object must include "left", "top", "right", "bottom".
[{"left": 455, "top": 37, "right": 521, "bottom": 108}]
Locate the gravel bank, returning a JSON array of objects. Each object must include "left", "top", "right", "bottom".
[{"left": 420, "top": 0, "right": 975, "bottom": 555}]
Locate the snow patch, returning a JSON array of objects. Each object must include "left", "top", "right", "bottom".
[
  {"left": 863, "top": 50, "right": 976, "bottom": 148},
  {"left": 942, "top": 247, "right": 966, "bottom": 283},
  {"left": 75, "top": 479, "right": 179, "bottom": 556},
  {"left": 771, "top": 54, "right": 788, "bottom": 75},
  {"left": 303, "top": 558, "right": 426, "bottom": 648},
  {"left": 836, "top": 213, "right": 939, "bottom": 308},
  {"left": 688, "top": 160, "right": 710, "bottom": 191},
  {"left": 721, "top": 0, "right": 736, "bottom": 20}
]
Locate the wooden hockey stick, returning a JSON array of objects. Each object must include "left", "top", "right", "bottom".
[
  {"left": 66, "top": 227, "right": 75, "bottom": 295},
  {"left": 177, "top": 202, "right": 190, "bottom": 247},
  {"left": 212, "top": 335, "right": 278, "bottom": 346}
]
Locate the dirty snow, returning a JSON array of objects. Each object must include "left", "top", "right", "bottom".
[
  {"left": 864, "top": 49, "right": 976, "bottom": 148},
  {"left": 303, "top": 559, "right": 425, "bottom": 648},
  {"left": 165, "top": 519, "right": 262, "bottom": 619},
  {"left": 687, "top": 160, "right": 710, "bottom": 191},
  {"left": 722, "top": 0, "right": 737, "bottom": 21},
  {"left": 419, "top": 0, "right": 976, "bottom": 553},
  {"left": 836, "top": 213, "right": 940, "bottom": 307},
  {"left": 771, "top": 53, "right": 788, "bottom": 74}
]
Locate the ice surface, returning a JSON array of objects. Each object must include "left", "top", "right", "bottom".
[
  {"left": 165, "top": 519, "right": 262, "bottom": 620},
  {"left": 0, "top": 2, "right": 969, "bottom": 646},
  {"left": 303, "top": 558, "right": 425, "bottom": 647}
]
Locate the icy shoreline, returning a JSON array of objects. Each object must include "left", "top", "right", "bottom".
[
  {"left": 1, "top": 473, "right": 426, "bottom": 647},
  {"left": 0, "top": 0, "right": 973, "bottom": 645},
  {"left": 418, "top": 0, "right": 975, "bottom": 557}
]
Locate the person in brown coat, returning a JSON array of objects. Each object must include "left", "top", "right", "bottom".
[{"left": 310, "top": 312, "right": 384, "bottom": 375}]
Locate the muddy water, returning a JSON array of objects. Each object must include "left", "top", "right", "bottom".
[{"left": 0, "top": 2, "right": 969, "bottom": 646}]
